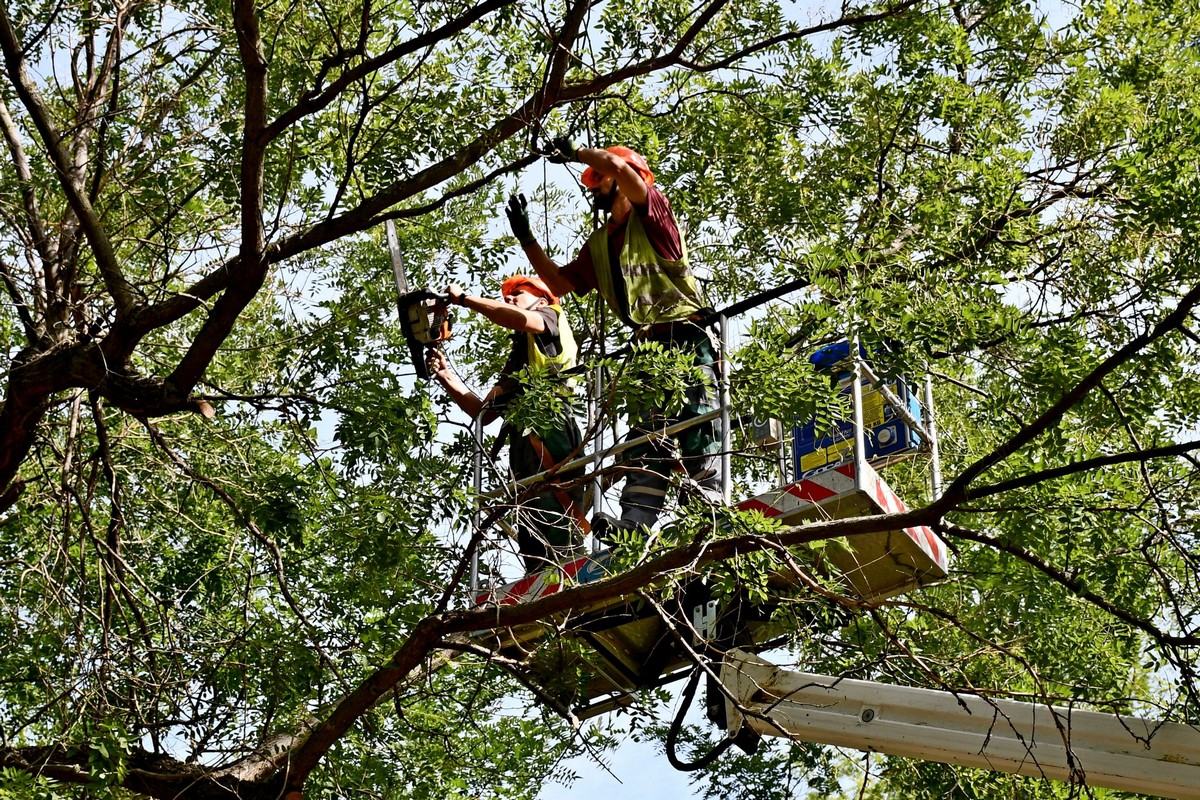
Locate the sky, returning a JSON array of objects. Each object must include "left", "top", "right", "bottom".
[
  {"left": 538, "top": 734, "right": 704, "bottom": 800},
  {"left": 533, "top": 684, "right": 734, "bottom": 800}
]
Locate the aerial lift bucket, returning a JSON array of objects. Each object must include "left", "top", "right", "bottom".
[
  {"left": 738, "top": 459, "right": 948, "bottom": 601},
  {"left": 468, "top": 335, "right": 949, "bottom": 718}
]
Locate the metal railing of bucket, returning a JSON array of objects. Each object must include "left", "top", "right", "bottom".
[{"left": 464, "top": 278, "right": 944, "bottom": 598}]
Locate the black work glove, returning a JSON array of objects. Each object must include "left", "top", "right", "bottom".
[
  {"left": 506, "top": 193, "right": 535, "bottom": 246},
  {"left": 546, "top": 135, "right": 582, "bottom": 164}
]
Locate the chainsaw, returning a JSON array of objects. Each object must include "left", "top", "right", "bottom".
[{"left": 386, "top": 220, "right": 452, "bottom": 380}]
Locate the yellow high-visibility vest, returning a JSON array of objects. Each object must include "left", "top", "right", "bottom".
[
  {"left": 525, "top": 304, "right": 578, "bottom": 375},
  {"left": 587, "top": 210, "right": 703, "bottom": 327}
]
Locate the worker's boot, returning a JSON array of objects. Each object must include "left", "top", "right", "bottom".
[
  {"left": 590, "top": 512, "right": 639, "bottom": 547},
  {"left": 684, "top": 467, "right": 723, "bottom": 505}
]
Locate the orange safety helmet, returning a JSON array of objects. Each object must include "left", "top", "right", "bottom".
[
  {"left": 580, "top": 146, "right": 655, "bottom": 189},
  {"left": 501, "top": 274, "right": 557, "bottom": 305}
]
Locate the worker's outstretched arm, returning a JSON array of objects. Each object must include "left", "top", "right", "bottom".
[
  {"left": 505, "top": 194, "right": 576, "bottom": 299},
  {"left": 444, "top": 283, "right": 546, "bottom": 334}
]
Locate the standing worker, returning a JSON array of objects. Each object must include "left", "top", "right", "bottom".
[
  {"left": 428, "top": 275, "right": 586, "bottom": 573},
  {"left": 505, "top": 138, "right": 721, "bottom": 539}
]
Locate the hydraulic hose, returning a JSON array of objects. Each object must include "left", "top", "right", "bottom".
[{"left": 665, "top": 665, "right": 739, "bottom": 772}]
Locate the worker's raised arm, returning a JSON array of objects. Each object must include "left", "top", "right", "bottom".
[
  {"left": 546, "top": 136, "right": 651, "bottom": 208},
  {"left": 505, "top": 194, "right": 576, "bottom": 298},
  {"left": 574, "top": 146, "right": 649, "bottom": 207},
  {"left": 444, "top": 283, "right": 546, "bottom": 334}
]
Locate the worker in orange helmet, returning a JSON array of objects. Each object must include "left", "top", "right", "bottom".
[
  {"left": 428, "top": 274, "right": 585, "bottom": 573},
  {"left": 505, "top": 137, "right": 721, "bottom": 542}
]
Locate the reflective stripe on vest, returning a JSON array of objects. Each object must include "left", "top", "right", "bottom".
[{"left": 587, "top": 209, "right": 703, "bottom": 327}]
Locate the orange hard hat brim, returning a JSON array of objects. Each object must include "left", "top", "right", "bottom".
[{"left": 501, "top": 275, "right": 558, "bottom": 305}]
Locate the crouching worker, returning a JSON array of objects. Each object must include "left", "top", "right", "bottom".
[{"left": 428, "top": 275, "right": 586, "bottom": 573}]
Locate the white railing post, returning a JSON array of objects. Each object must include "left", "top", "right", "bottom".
[
  {"left": 849, "top": 333, "right": 867, "bottom": 493},
  {"left": 590, "top": 363, "right": 605, "bottom": 552},
  {"left": 470, "top": 414, "right": 484, "bottom": 594},
  {"left": 924, "top": 373, "right": 942, "bottom": 500},
  {"left": 719, "top": 314, "right": 732, "bottom": 504}
]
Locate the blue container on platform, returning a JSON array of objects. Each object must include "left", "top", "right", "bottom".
[{"left": 793, "top": 342, "right": 923, "bottom": 480}]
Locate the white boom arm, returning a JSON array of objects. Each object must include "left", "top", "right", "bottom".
[{"left": 723, "top": 650, "right": 1200, "bottom": 799}]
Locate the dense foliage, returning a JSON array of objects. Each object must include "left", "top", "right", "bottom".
[{"left": 2, "top": 0, "right": 1199, "bottom": 797}]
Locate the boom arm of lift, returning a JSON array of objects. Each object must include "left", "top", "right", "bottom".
[{"left": 722, "top": 649, "right": 1200, "bottom": 800}]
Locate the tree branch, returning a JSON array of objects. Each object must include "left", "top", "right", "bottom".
[
  {"left": 285, "top": 503, "right": 939, "bottom": 785},
  {"left": 940, "top": 521, "right": 1196, "bottom": 647},
  {"left": 0, "top": 255, "right": 38, "bottom": 341},
  {"left": 0, "top": 95, "right": 54, "bottom": 275},
  {"left": 676, "top": 0, "right": 923, "bottom": 72},
  {"left": 163, "top": 0, "right": 270, "bottom": 393},
  {"left": 943, "top": 281, "right": 1200, "bottom": 502},
  {"left": 262, "top": 0, "right": 520, "bottom": 142},
  {"left": 963, "top": 439, "right": 1200, "bottom": 502},
  {"left": 0, "top": 3, "right": 136, "bottom": 317}
]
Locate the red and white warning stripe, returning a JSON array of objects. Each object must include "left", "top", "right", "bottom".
[
  {"left": 738, "top": 463, "right": 948, "bottom": 573},
  {"left": 858, "top": 464, "right": 947, "bottom": 571},
  {"left": 476, "top": 464, "right": 948, "bottom": 608},
  {"left": 739, "top": 464, "right": 858, "bottom": 518},
  {"left": 474, "top": 552, "right": 594, "bottom": 607}
]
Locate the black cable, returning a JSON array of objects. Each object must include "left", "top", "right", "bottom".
[{"left": 665, "top": 665, "right": 739, "bottom": 772}]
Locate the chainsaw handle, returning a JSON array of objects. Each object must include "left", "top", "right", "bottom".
[{"left": 400, "top": 288, "right": 450, "bottom": 303}]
